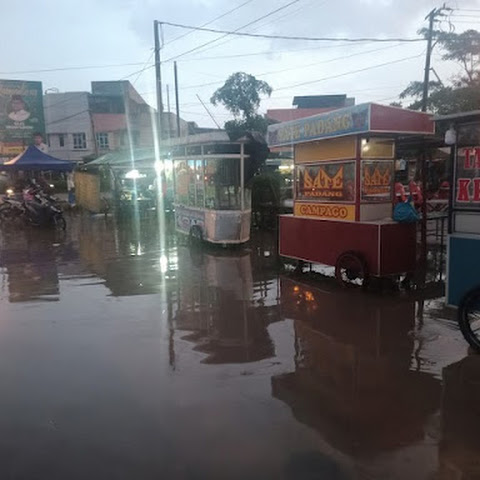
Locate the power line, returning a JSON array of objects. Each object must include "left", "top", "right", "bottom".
[
  {"left": 171, "top": 41, "right": 377, "bottom": 63},
  {"left": 275, "top": 53, "right": 423, "bottom": 91},
  {"left": 164, "top": 0, "right": 256, "bottom": 46},
  {"left": 162, "top": 0, "right": 302, "bottom": 62},
  {"left": 451, "top": 13, "right": 480, "bottom": 17},
  {"left": 453, "top": 9, "right": 480, "bottom": 13},
  {"left": 0, "top": 62, "right": 147, "bottom": 75},
  {"left": 131, "top": 51, "right": 155, "bottom": 86},
  {"left": 160, "top": 21, "right": 425, "bottom": 46},
  {"left": 45, "top": 109, "right": 91, "bottom": 126},
  {"left": 190, "top": 0, "right": 325, "bottom": 58},
  {"left": 178, "top": 42, "right": 411, "bottom": 91}
]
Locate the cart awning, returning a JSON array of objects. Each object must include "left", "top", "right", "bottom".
[{"left": 2, "top": 146, "right": 75, "bottom": 171}]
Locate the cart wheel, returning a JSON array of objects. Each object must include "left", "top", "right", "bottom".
[
  {"left": 189, "top": 225, "right": 203, "bottom": 245},
  {"left": 335, "top": 251, "right": 369, "bottom": 288},
  {"left": 458, "top": 287, "right": 480, "bottom": 353}
]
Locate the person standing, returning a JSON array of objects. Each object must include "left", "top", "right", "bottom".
[{"left": 33, "top": 133, "right": 48, "bottom": 153}]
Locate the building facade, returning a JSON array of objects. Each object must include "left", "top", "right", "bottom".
[{"left": 44, "top": 80, "right": 189, "bottom": 162}]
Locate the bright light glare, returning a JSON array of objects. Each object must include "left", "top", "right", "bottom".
[
  {"left": 159, "top": 255, "right": 168, "bottom": 273},
  {"left": 125, "top": 169, "right": 145, "bottom": 179},
  {"left": 6, "top": 188, "right": 13, "bottom": 195},
  {"left": 154, "top": 160, "right": 163, "bottom": 174}
]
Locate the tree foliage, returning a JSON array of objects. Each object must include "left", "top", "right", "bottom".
[
  {"left": 223, "top": 114, "right": 276, "bottom": 141},
  {"left": 398, "top": 29, "right": 480, "bottom": 114},
  {"left": 211, "top": 72, "right": 272, "bottom": 118},
  {"left": 211, "top": 72, "right": 273, "bottom": 140}
]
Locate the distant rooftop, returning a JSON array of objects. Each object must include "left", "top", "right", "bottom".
[{"left": 292, "top": 95, "right": 355, "bottom": 109}]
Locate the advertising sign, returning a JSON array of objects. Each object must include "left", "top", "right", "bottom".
[
  {"left": 294, "top": 202, "right": 355, "bottom": 221},
  {"left": 0, "top": 79, "right": 45, "bottom": 156},
  {"left": 267, "top": 104, "right": 370, "bottom": 147},
  {"left": 455, "top": 147, "right": 480, "bottom": 209},
  {"left": 296, "top": 161, "right": 355, "bottom": 202},
  {"left": 361, "top": 160, "right": 393, "bottom": 202}
]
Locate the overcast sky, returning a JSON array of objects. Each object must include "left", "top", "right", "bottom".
[{"left": 2, "top": 0, "right": 480, "bottom": 127}]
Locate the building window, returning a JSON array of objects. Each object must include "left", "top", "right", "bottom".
[
  {"left": 96, "top": 132, "right": 109, "bottom": 150},
  {"left": 59, "top": 134, "right": 65, "bottom": 147},
  {"left": 73, "top": 133, "right": 87, "bottom": 150}
]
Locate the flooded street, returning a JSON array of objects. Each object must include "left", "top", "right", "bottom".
[{"left": 0, "top": 215, "right": 479, "bottom": 480}]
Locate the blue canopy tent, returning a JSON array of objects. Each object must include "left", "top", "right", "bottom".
[{"left": 2, "top": 146, "right": 75, "bottom": 171}]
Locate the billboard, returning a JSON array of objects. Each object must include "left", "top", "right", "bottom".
[{"left": 0, "top": 79, "right": 45, "bottom": 157}]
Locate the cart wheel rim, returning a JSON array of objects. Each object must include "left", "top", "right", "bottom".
[
  {"left": 335, "top": 252, "right": 369, "bottom": 288},
  {"left": 459, "top": 289, "right": 480, "bottom": 352}
]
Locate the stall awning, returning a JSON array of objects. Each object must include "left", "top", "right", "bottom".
[
  {"left": 83, "top": 148, "right": 157, "bottom": 170},
  {"left": 267, "top": 103, "right": 435, "bottom": 148},
  {"left": 2, "top": 146, "right": 75, "bottom": 172}
]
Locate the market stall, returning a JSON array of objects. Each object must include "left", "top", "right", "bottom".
[
  {"left": 435, "top": 111, "right": 480, "bottom": 306},
  {"left": 267, "top": 103, "right": 435, "bottom": 285},
  {"left": 2, "top": 145, "right": 74, "bottom": 171}
]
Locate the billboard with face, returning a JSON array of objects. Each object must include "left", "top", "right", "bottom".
[{"left": 0, "top": 79, "right": 45, "bottom": 157}]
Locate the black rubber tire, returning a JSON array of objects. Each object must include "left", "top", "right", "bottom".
[
  {"left": 335, "top": 251, "right": 369, "bottom": 288},
  {"left": 458, "top": 287, "right": 480, "bottom": 353},
  {"left": 54, "top": 214, "right": 67, "bottom": 231},
  {"left": 0, "top": 204, "right": 14, "bottom": 222}
]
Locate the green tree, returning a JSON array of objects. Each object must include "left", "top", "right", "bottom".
[
  {"left": 211, "top": 72, "right": 273, "bottom": 140},
  {"left": 398, "top": 29, "right": 480, "bottom": 114}
]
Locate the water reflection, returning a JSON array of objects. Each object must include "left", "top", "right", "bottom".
[
  {"left": 1, "top": 217, "right": 480, "bottom": 478},
  {"left": 274, "top": 277, "right": 442, "bottom": 477},
  {"left": 440, "top": 355, "right": 480, "bottom": 479},
  {"left": 174, "top": 248, "right": 280, "bottom": 364},
  {"left": 0, "top": 228, "right": 78, "bottom": 302}
]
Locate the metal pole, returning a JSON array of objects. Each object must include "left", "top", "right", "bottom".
[
  {"left": 419, "top": 8, "right": 436, "bottom": 285},
  {"left": 166, "top": 84, "right": 172, "bottom": 139},
  {"left": 154, "top": 20, "right": 163, "bottom": 140},
  {"left": 421, "top": 8, "right": 436, "bottom": 113},
  {"left": 174, "top": 61, "right": 181, "bottom": 137},
  {"left": 240, "top": 142, "right": 245, "bottom": 211}
]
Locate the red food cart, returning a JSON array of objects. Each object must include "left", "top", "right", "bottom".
[{"left": 267, "top": 103, "right": 435, "bottom": 286}]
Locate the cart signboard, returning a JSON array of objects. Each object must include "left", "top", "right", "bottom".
[
  {"left": 296, "top": 161, "right": 355, "bottom": 202},
  {"left": 455, "top": 146, "right": 480, "bottom": 210},
  {"left": 0, "top": 79, "right": 45, "bottom": 157},
  {"left": 294, "top": 202, "right": 355, "bottom": 220},
  {"left": 361, "top": 160, "right": 393, "bottom": 202},
  {"left": 268, "top": 104, "right": 370, "bottom": 147}
]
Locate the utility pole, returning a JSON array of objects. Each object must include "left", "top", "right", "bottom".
[
  {"left": 153, "top": 20, "right": 163, "bottom": 140},
  {"left": 166, "top": 84, "right": 172, "bottom": 139},
  {"left": 174, "top": 61, "right": 181, "bottom": 137},
  {"left": 421, "top": 8, "right": 437, "bottom": 113},
  {"left": 419, "top": 5, "right": 449, "bottom": 285}
]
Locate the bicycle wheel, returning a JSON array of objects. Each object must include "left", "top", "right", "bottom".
[{"left": 458, "top": 287, "right": 480, "bottom": 352}]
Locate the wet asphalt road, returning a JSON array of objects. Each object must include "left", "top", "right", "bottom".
[{"left": 0, "top": 215, "right": 479, "bottom": 480}]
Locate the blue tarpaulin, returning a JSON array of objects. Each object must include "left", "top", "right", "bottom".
[{"left": 2, "top": 146, "right": 75, "bottom": 171}]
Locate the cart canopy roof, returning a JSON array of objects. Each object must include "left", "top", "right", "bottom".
[
  {"left": 2, "top": 146, "right": 75, "bottom": 171},
  {"left": 267, "top": 102, "right": 435, "bottom": 148}
]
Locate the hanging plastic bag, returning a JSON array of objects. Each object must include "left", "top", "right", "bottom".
[{"left": 393, "top": 198, "right": 419, "bottom": 223}]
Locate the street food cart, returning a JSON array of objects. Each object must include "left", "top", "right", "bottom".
[
  {"left": 267, "top": 103, "right": 435, "bottom": 286},
  {"left": 171, "top": 139, "right": 251, "bottom": 244},
  {"left": 435, "top": 111, "right": 480, "bottom": 306}
]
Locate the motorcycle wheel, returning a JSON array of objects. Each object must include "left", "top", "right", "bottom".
[{"left": 54, "top": 214, "right": 66, "bottom": 231}]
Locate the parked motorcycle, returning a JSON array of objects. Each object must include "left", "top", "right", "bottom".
[
  {"left": 0, "top": 184, "right": 66, "bottom": 230},
  {"left": 22, "top": 185, "right": 66, "bottom": 230}
]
